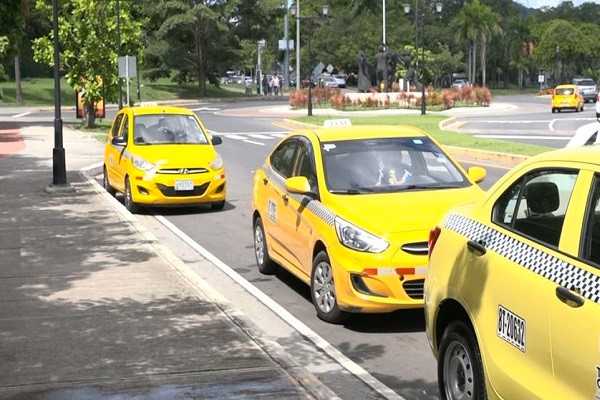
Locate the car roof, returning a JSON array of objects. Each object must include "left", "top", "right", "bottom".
[
  {"left": 556, "top": 83, "right": 577, "bottom": 89},
  {"left": 293, "top": 124, "right": 430, "bottom": 142},
  {"left": 526, "top": 144, "right": 600, "bottom": 166},
  {"left": 125, "top": 105, "right": 195, "bottom": 116}
]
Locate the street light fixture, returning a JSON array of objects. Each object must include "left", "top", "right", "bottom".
[
  {"left": 290, "top": 3, "right": 330, "bottom": 117},
  {"left": 404, "top": 1, "right": 442, "bottom": 115}
]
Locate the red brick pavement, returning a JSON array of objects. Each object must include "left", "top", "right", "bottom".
[{"left": 0, "top": 127, "right": 25, "bottom": 157}]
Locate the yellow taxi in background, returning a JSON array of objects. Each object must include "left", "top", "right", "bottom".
[
  {"left": 103, "top": 105, "right": 226, "bottom": 213},
  {"left": 551, "top": 83, "right": 584, "bottom": 113},
  {"left": 252, "top": 125, "right": 486, "bottom": 323},
  {"left": 426, "top": 146, "right": 600, "bottom": 399}
]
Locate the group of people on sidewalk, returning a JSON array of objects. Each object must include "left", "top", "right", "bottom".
[{"left": 261, "top": 74, "right": 282, "bottom": 96}]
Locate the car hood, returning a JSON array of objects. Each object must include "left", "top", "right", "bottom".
[
  {"left": 324, "top": 186, "right": 483, "bottom": 235},
  {"left": 130, "top": 144, "right": 218, "bottom": 168}
]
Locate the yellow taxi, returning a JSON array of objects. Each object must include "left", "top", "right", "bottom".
[
  {"left": 551, "top": 83, "right": 584, "bottom": 113},
  {"left": 103, "top": 105, "right": 226, "bottom": 213},
  {"left": 252, "top": 125, "right": 486, "bottom": 323},
  {"left": 426, "top": 145, "right": 600, "bottom": 399}
]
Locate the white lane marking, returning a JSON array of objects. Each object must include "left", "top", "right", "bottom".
[
  {"left": 249, "top": 134, "right": 276, "bottom": 139},
  {"left": 224, "top": 134, "right": 247, "bottom": 140},
  {"left": 192, "top": 107, "right": 221, "bottom": 111},
  {"left": 12, "top": 112, "right": 32, "bottom": 118},
  {"left": 272, "top": 133, "right": 287, "bottom": 138},
  {"left": 474, "top": 134, "right": 571, "bottom": 141},
  {"left": 154, "top": 215, "right": 406, "bottom": 400}
]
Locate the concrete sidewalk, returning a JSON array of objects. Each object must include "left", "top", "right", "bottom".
[{"left": 0, "top": 125, "right": 338, "bottom": 399}]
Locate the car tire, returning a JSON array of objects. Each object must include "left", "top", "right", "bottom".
[
  {"left": 438, "top": 320, "right": 487, "bottom": 400},
  {"left": 124, "top": 177, "right": 140, "bottom": 214},
  {"left": 103, "top": 166, "right": 116, "bottom": 197},
  {"left": 253, "top": 217, "right": 278, "bottom": 274},
  {"left": 551, "top": 107, "right": 556, "bottom": 114},
  {"left": 211, "top": 201, "right": 225, "bottom": 210},
  {"left": 311, "top": 251, "right": 348, "bottom": 324}
]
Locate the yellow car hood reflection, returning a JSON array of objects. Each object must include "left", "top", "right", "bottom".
[
  {"left": 326, "top": 187, "right": 482, "bottom": 234},
  {"left": 132, "top": 144, "right": 218, "bottom": 168}
]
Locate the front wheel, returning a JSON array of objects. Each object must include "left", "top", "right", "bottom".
[
  {"left": 311, "top": 251, "right": 348, "bottom": 324},
  {"left": 438, "top": 320, "right": 487, "bottom": 400},
  {"left": 124, "top": 177, "right": 140, "bottom": 214}
]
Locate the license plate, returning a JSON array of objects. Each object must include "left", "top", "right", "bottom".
[{"left": 175, "top": 180, "right": 194, "bottom": 191}]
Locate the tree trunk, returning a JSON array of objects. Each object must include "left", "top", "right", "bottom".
[
  {"left": 472, "top": 40, "right": 477, "bottom": 85},
  {"left": 85, "top": 101, "right": 96, "bottom": 128},
  {"left": 481, "top": 41, "right": 487, "bottom": 87},
  {"left": 195, "top": 24, "right": 207, "bottom": 97}
]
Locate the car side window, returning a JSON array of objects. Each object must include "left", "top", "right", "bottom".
[
  {"left": 119, "top": 115, "right": 130, "bottom": 142},
  {"left": 493, "top": 169, "right": 577, "bottom": 248},
  {"left": 294, "top": 142, "right": 318, "bottom": 193},
  {"left": 270, "top": 139, "right": 298, "bottom": 178},
  {"left": 581, "top": 175, "right": 600, "bottom": 267},
  {"left": 110, "top": 113, "right": 124, "bottom": 139}
]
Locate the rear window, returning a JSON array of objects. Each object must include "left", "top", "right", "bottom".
[
  {"left": 573, "top": 79, "right": 595, "bottom": 86},
  {"left": 556, "top": 88, "right": 575, "bottom": 95}
]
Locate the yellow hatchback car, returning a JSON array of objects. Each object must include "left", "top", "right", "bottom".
[
  {"left": 426, "top": 146, "right": 600, "bottom": 399},
  {"left": 252, "top": 125, "right": 486, "bottom": 323},
  {"left": 551, "top": 83, "right": 584, "bottom": 113},
  {"left": 103, "top": 105, "right": 226, "bottom": 213}
]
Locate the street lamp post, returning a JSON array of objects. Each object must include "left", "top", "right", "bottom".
[
  {"left": 257, "top": 39, "right": 266, "bottom": 95},
  {"left": 291, "top": 4, "right": 330, "bottom": 117},
  {"left": 404, "top": 1, "right": 442, "bottom": 115}
]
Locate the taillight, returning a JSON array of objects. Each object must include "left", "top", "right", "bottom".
[{"left": 428, "top": 226, "right": 441, "bottom": 258}]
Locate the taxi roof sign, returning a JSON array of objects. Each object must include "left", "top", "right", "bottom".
[{"left": 323, "top": 118, "right": 352, "bottom": 127}]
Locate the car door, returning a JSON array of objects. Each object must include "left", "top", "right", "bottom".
[
  {"left": 112, "top": 113, "right": 131, "bottom": 191},
  {"left": 549, "top": 170, "right": 600, "bottom": 399},
  {"left": 281, "top": 138, "right": 319, "bottom": 278},
  {"left": 262, "top": 138, "right": 304, "bottom": 274},
  {"left": 105, "top": 112, "right": 126, "bottom": 192},
  {"left": 468, "top": 169, "right": 578, "bottom": 398}
]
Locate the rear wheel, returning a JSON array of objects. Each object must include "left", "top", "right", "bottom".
[
  {"left": 253, "top": 217, "right": 277, "bottom": 274},
  {"left": 124, "top": 178, "right": 140, "bottom": 214},
  {"left": 311, "top": 251, "right": 348, "bottom": 324},
  {"left": 438, "top": 320, "right": 486, "bottom": 400},
  {"left": 551, "top": 107, "right": 556, "bottom": 113},
  {"left": 103, "top": 166, "right": 116, "bottom": 197}
]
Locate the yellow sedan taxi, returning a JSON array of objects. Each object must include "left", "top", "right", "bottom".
[
  {"left": 103, "top": 105, "right": 226, "bottom": 213},
  {"left": 551, "top": 83, "right": 584, "bottom": 113},
  {"left": 426, "top": 145, "right": 600, "bottom": 399},
  {"left": 252, "top": 125, "right": 486, "bottom": 323}
]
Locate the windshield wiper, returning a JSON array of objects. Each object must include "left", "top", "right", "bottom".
[{"left": 329, "top": 188, "right": 374, "bottom": 194}]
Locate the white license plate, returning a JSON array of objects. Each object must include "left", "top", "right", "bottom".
[
  {"left": 497, "top": 305, "right": 526, "bottom": 351},
  {"left": 174, "top": 180, "right": 194, "bottom": 191}
]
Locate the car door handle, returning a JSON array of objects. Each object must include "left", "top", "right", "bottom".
[
  {"left": 555, "top": 286, "right": 584, "bottom": 308},
  {"left": 467, "top": 240, "right": 486, "bottom": 256},
  {"left": 262, "top": 177, "right": 268, "bottom": 185},
  {"left": 282, "top": 194, "right": 289, "bottom": 205}
]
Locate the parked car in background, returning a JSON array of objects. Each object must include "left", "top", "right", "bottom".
[
  {"left": 451, "top": 79, "right": 469, "bottom": 89},
  {"left": 319, "top": 75, "right": 339, "bottom": 88},
  {"left": 426, "top": 144, "right": 600, "bottom": 400},
  {"left": 572, "top": 78, "right": 597, "bottom": 103},
  {"left": 551, "top": 83, "right": 584, "bottom": 113},
  {"left": 333, "top": 74, "right": 347, "bottom": 88},
  {"left": 597, "top": 92, "right": 600, "bottom": 117},
  {"left": 252, "top": 124, "right": 486, "bottom": 323}
]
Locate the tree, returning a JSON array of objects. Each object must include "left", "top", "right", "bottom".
[
  {"left": 32, "top": 0, "right": 144, "bottom": 127},
  {"left": 453, "top": 1, "right": 479, "bottom": 85},
  {"left": 475, "top": 2, "right": 502, "bottom": 87},
  {"left": 0, "top": 0, "right": 30, "bottom": 103}
]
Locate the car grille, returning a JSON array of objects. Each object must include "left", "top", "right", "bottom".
[
  {"left": 157, "top": 168, "right": 209, "bottom": 175},
  {"left": 403, "top": 279, "right": 424, "bottom": 299},
  {"left": 156, "top": 182, "right": 210, "bottom": 197},
  {"left": 401, "top": 241, "right": 429, "bottom": 255}
]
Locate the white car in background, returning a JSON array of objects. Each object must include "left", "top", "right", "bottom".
[{"left": 333, "top": 74, "right": 347, "bottom": 88}]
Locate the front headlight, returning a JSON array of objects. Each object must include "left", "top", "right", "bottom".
[
  {"left": 210, "top": 154, "right": 223, "bottom": 170},
  {"left": 334, "top": 217, "right": 389, "bottom": 253},
  {"left": 132, "top": 156, "right": 155, "bottom": 172}
]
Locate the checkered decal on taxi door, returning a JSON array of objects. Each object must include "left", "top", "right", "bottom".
[{"left": 444, "top": 213, "right": 600, "bottom": 305}]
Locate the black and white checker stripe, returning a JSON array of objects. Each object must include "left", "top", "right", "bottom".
[{"left": 444, "top": 213, "right": 600, "bottom": 305}]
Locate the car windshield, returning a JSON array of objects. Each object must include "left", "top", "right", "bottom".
[
  {"left": 576, "top": 79, "right": 595, "bottom": 86},
  {"left": 321, "top": 136, "right": 469, "bottom": 194},
  {"left": 132, "top": 114, "right": 210, "bottom": 145}
]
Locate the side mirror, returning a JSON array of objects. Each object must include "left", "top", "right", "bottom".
[
  {"left": 111, "top": 136, "right": 127, "bottom": 146},
  {"left": 468, "top": 166, "right": 487, "bottom": 184},
  {"left": 211, "top": 135, "right": 223, "bottom": 145},
  {"left": 285, "top": 176, "right": 312, "bottom": 195}
]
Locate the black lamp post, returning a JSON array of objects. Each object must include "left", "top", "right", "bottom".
[
  {"left": 291, "top": 4, "right": 330, "bottom": 117},
  {"left": 404, "top": 1, "right": 442, "bottom": 115},
  {"left": 49, "top": 0, "right": 67, "bottom": 188}
]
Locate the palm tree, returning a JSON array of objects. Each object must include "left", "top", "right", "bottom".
[
  {"left": 506, "top": 17, "right": 532, "bottom": 90},
  {"left": 453, "top": 2, "right": 479, "bottom": 84},
  {"left": 476, "top": 2, "right": 502, "bottom": 87}
]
